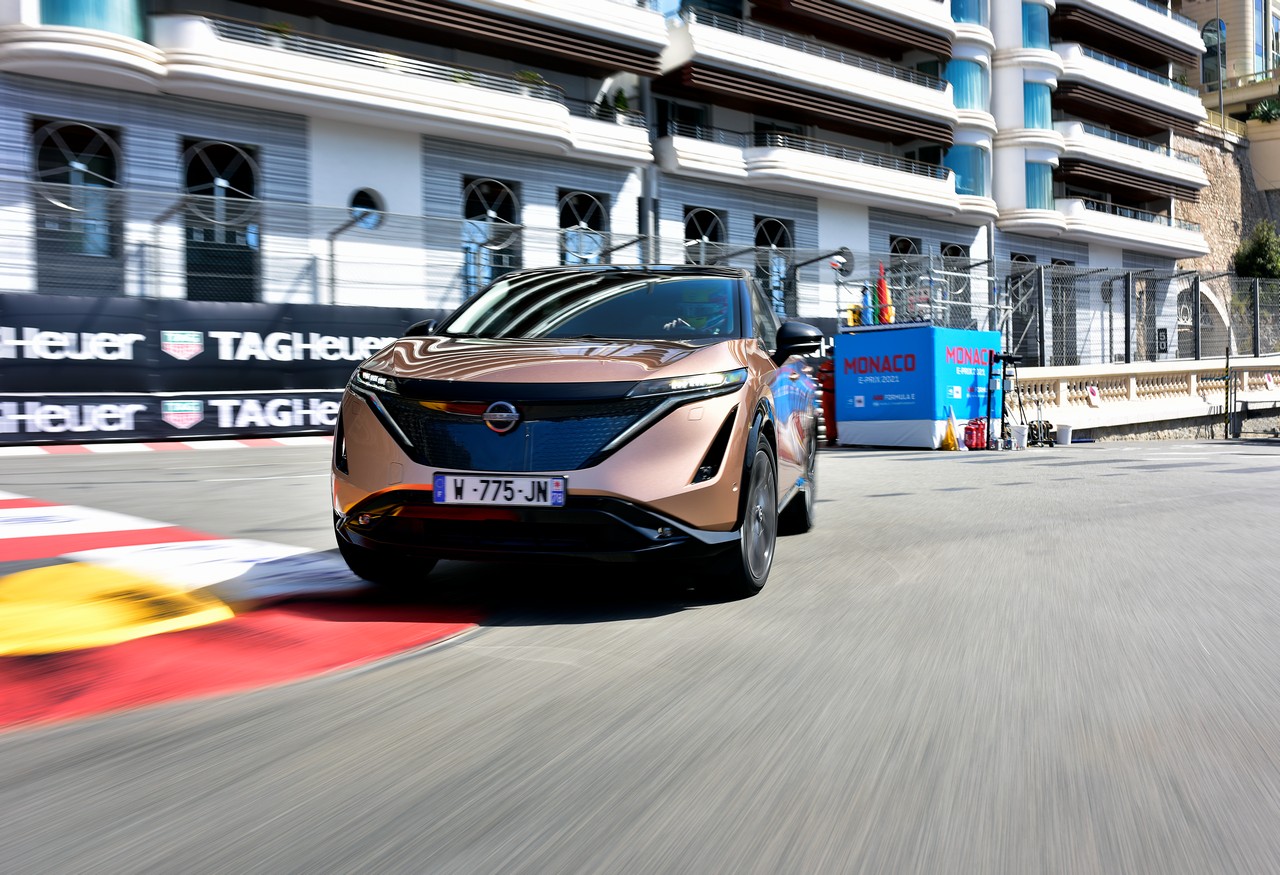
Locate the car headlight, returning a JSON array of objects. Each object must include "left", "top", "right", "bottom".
[
  {"left": 351, "top": 368, "right": 400, "bottom": 395},
  {"left": 628, "top": 368, "right": 747, "bottom": 398}
]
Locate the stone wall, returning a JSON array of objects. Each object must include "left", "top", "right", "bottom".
[{"left": 1177, "top": 131, "right": 1274, "bottom": 274}]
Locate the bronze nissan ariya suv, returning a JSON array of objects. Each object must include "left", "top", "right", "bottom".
[{"left": 332, "top": 264, "right": 823, "bottom": 597}]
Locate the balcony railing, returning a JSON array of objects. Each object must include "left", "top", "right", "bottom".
[
  {"left": 1079, "top": 123, "right": 1200, "bottom": 165},
  {"left": 664, "top": 122, "right": 951, "bottom": 180},
  {"left": 1129, "top": 0, "right": 1196, "bottom": 28},
  {"left": 681, "top": 8, "right": 947, "bottom": 91},
  {"left": 1079, "top": 46, "right": 1198, "bottom": 95},
  {"left": 1079, "top": 197, "right": 1201, "bottom": 232},
  {"left": 208, "top": 18, "right": 568, "bottom": 104},
  {"left": 565, "top": 97, "right": 647, "bottom": 127}
]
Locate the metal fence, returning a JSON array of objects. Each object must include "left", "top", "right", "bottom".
[{"left": 6, "top": 174, "right": 1280, "bottom": 362}]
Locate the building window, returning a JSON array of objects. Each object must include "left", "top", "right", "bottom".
[
  {"left": 1025, "top": 163, "right": 1054, "bottom": 210},
  {"left": 951, "top": 0, "right": 987, "bottom": 27},
  {"left": 31, "top": 120, "right": 120, "bottom": 258},
  {"left": 462, "top": 177, "right": 521, "bottom": 295},
  {"left": 1024, "top": 82, "right": 1052, "bottom": 129},
  {"left": 558, "top": 190, "right": 608, "bottom": 265},
  {"left": 1202, "top": 19, "right": 1226, "bottom": 86},
  {"left": 348, "top": 188, "right": 384, "bottom": 230},
  {"left": 1257, "top": 0, "right": 1267, "bottom": 73},
  {"left": 946, "top": 60, "right": 989, "bottom": 112},
  {"left": 684, "top": 207, "right": 727, "bottom": 265},
  {"left": 1022, "top": 2, "right": 1050, "bottom": 49},
  {"left": 941, "top": 243, "right": 972, "bottom": 330},
  {"left": 943, "top": 144, "right": 989, "bottom": 196},
  {"left": 753, "top": 217, "right": 793, "bottom": 317},
  {"left": 656, "top": 99, "right": 710, "bottom": 139},
  {"left": 183, "top": 139, "right": 260, "bottom": 302}
]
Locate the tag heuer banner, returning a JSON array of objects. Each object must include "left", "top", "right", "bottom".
[{"left": 0, "top": 294, "right": 446, "bottom": 444}]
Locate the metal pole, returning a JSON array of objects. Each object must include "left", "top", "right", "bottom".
[
  {"left": 1253, "top": 277, "right": 1261, "bottom": 356},
  {"left": 1124, "top": 272, "right": 1133, "bottom": 363},
  {"left": 1217, "top": 0, "right": 1224, "bottom": 125},
  {"left": 1192, "top": 275, "right": 1202, "bottom": 359},
  {"left": 1036, "top": 265, "right": 1047, "bottom": 367}
]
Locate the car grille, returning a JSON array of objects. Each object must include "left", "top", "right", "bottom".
[{"left": 378, "top": 395, "right": 664, "bottom": 471}]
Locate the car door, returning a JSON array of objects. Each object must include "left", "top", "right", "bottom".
[{"left": 748, "top": 282, "right": 812, "bottom": 502}]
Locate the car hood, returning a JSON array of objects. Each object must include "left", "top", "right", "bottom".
[{"left": 360, "top": 336, "right": 751, "bottom": 384}]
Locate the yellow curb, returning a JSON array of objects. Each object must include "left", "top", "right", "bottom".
[{"left": 0, "top": 564, "right": 235, "bottom": 656}]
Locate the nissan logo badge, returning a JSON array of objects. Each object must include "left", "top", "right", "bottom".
[{"left": 483, "top": 401, "right": 520, "bottom": 434}]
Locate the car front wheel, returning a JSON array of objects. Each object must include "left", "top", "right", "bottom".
[
  {"left": 336, "top": 533, "right": 437, "bottom": 590},
  {"left": 713, "top": 445, "right": 777, "bottom": 598}
]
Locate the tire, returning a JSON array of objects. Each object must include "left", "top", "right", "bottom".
[
  {"left": 778, "top": 424, "right": 817, "bottom": 535},
  {"left": 712, "top": 444, "right": 778, "bottom": 599},
  {"left": 337, "top": 533, "right": 437, "bottom": 589}
]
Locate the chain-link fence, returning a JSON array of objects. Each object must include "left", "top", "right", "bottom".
[
  {"left": 1, "top": 177, "right": 854, "bottom": 320},
  {"left": 7, "top": 175, "right": 1280, "bottom": 361}
]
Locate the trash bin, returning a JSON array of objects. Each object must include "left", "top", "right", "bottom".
[
  {"left": 1010, "top": 424, "right": 1029, "bottom": 449},
  {"left": 1056, "top": 424, "right": 1073, "bottom": 446}
]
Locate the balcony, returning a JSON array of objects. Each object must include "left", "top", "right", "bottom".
[
  {"left": 1051, "top": 0, "right": 1201, "bottom": 71},
  {"left": 655, "top": 124, "right": 960, "bottom": 215},
  {"left": 151, "top": 17, "right": 651, "bottom": 166},
  {"left": 1055, "top": 121, "right": 1208, "bottom": 200},
  {"left": 0, "top": 17, "right": 165, "bottom": 93},
  {"left": 748, "top": 0, "right": 954, "bottom": 59},
  {"left": 1055, "top": 43, "right": 1206, "bottom": 137},
  {"left": 661, "top": 10, "right": 955, "bottom": 145},
  {"left": 1057, "top": 197, "right": 1208, "bottom": 258},
  {"left": 281, "top": 0, "right": 666, "bottom": 76}
]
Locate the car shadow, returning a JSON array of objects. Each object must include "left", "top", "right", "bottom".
[{"left": 311, "top": 553, "right": 721, "bottom": 627}]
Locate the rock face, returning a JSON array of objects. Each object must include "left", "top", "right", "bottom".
[{"left": 1177, "top": 130, "right": 1273, "bottom": 273}]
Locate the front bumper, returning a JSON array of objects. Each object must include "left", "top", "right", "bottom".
[{"left": 335, "top": 489, "right": 740, "bottom": 563}]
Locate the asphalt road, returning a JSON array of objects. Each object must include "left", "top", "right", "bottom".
[{"left": 3, "top": 440, "right": 1280, "bottom": 874}]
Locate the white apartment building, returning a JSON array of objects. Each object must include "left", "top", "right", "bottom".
[{"left": 0, "top": 0, "right": 1211, "bottom": 361}]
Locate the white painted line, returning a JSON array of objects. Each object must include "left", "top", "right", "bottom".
[
  {"left": 0, "top": 447, "right": 49, "bottom": 457},
  {"left": 0, "top": 505, "right": 170, "bottom": 540},
  {"left": 83, "top": 444, "right": 152, "bottom": 454},
  {"left": 66, "top": 538, "right": 367, "bottom": 601},
  {"left": 204, "top": 474, "right": 330, "bottom": 483}
]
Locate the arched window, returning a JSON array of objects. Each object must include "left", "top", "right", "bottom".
[
  {"left": 941, "top": 242, "right": 972, "bottom": 329},
  {"left": 683, "top": 207, "right": 727, "bottom": 265},
  {"left": 462, "top": 177, "right": 521, "bottom": 295},
  {"left": 349, "top": 188, "right": 384, "bottom": 231},
  {"left": 753, "top": 217, "right": 793, "bottom": 317},
  {"left": 558, "top": 190, "right": 608, "bottom": 265},
  {"left": 31, "top": 120, "right": 120, "bottom": 258},
  {"left": 183, "top": 140, "right": 260, "bottom": 302},
  {"left": 30, "top": 120, "right": 123, "bottom": 295}
]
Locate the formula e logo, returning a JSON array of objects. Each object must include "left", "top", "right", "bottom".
[
  {"left": 161, "top": 330, "right": 204, "bottom": 360},
  {"left": 483, "top": 401, "right": 520, "bottom": 434},
  {"left": 162, "top": 400, "right": 204, "bottom": 430}
]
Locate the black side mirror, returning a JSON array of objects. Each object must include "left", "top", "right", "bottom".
[
  {"left": 404, "top": 319, "right": 438, "bottom": 337},
  {"left": 773, "top": 321, "right": 824, "bottom": 364}
]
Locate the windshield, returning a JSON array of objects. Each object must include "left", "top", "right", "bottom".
[{"left": 441, "top": 269, "right": 742, "bottom": 341}]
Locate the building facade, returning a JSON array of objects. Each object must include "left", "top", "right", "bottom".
[{"left": 0, "top": 0, "right": 1217, "bottom": 365}]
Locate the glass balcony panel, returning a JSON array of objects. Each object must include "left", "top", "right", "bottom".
[
  {"left": 1026, "top": 163, "right": 1054, "bottom": 209},
  {"left": 947, "top": 60, "right": 989, "bottom": 111},
  {"left": 40, "top": 0, "right": 142, "bottom": 38},
  {"left": 1022, "top": 3, "right": 1050, "bottom": 49},
  {"left": 1024, "top": 82, "right": 1052, "bottom": 129},
  {"left": 944, "top": 144, "right": 989, "bottom": 196}
]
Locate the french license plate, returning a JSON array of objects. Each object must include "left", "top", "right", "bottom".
[{"left": 433, "top": 474, "right": 567, "bottom": 507}]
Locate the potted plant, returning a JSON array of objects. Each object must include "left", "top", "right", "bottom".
[
  {"left": 265, "top": 20, "right": 293, "bottom": 48},
  {"left": 514, "top": 69, "right": 548, "bottom": 96},
  {"left": 451, "top": 69, "right": 476, "bottom": 85},
  {"left": 613, "top": 89, "right": 631, "bottom": 123}
]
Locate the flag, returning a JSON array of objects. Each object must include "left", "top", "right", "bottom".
[{"left": 876, "top": 262, "right": 893, "bottom": 324}]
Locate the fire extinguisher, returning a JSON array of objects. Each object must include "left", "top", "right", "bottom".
[
  {"left": 817, "top": 358, "right": 837, "bottom": 445},
  {"left": 964, "top": 418, "right": 986, "bottom": 451}
]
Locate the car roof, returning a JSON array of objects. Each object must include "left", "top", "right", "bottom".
[{"left": 495, "top": 264, "right": 752, "bottom": 282}]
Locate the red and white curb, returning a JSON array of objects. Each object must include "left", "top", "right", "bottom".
[
  {"left": 0, "top": 435, "right": 334, "bottom": 457},
  {"left": 0, "top": 490, "right": 365, "bottom": 602}
]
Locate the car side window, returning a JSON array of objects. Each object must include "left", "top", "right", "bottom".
[{"left": 749, "top": 281, "right": 779, "bottom": 351}]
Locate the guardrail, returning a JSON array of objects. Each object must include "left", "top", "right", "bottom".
[{"left": 1009, "top": 356, "right": 1280, "bottom": 433}]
